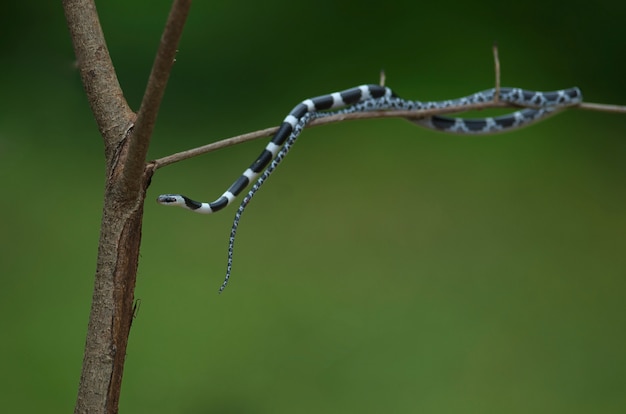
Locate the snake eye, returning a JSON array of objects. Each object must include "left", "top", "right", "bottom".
[{"left": 157, "top": 195, "right": 173, "bottom": 204}]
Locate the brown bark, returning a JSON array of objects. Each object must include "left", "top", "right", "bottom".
[{"left": 63, "top": 0, "right": 191, "bottom": 412}]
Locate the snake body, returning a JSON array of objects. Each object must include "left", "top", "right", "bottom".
[{"left": 157, "top": 84, "right": 582, "bottom": 292}]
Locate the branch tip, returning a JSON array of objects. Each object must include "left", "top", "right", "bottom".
[{"left": 492, "top": 43, "right": 501, "bottom": 102}]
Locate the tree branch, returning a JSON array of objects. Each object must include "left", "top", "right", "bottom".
[
  {"left": 577, "top": 101, "right": 626, "bottom": 113},
  {"left": 149, "top": 31, "right": 622, "bottom": 173},
  {"left": 151, "top": 99, "right": 625, "bottom": 170},
  {"left": 150, "top": 102, "right": 515, "bottom": 169},
  {"left": 63, "top": 0, "right": 134, "bottom": 151},
  {"left": 493, "top": 42, "right": 501, "bottom": 101},
  {"left": 124, "top": 0, "right": 192, "bottom": 194}
]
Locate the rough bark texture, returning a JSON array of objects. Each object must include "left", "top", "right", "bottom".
[
  {"left": 75, "top": 172, "right": 150, "bottom": 414},
  {"left": 63, "top": 0, "right": 189, "bottom": 412}
]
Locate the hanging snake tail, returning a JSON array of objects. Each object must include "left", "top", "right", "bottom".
[{"left": 219, "top": 113, "right": 313, "bottom": 293}]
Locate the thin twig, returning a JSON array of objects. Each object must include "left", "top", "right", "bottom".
[
  {"left": 152, "top": 100, "right": 511, "bottom": 169},
  {"left": 578, "top": 101, "right": 626, "bottom": 113},
  {"left": 151, "top": 99, "right": 626, "bottom": 170},
  {"left": 493, "top": 42, "right": 501, "bottom": 102},
  {"left": 151, "top": 39, "right": 626, "bottom": 171},
  {"left": 154, "top": 126, "right": 279, "bottom": 168}
]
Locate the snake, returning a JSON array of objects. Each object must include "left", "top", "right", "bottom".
[{"left": 157, "top": 84, "right": 582, "bottom": 292}]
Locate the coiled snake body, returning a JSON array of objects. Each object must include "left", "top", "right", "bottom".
[{"left": 157, "top": 84, "right": 582, "bottom": 292}]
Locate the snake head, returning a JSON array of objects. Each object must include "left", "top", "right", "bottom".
[
  {"left": 157, "top": 194, "right": 206, "bottom": 211},
  {"left": 156, "top": 194, "right": 185, "bottom": 206}
]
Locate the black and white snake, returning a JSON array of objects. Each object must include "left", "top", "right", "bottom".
[{"left": 157, "top": 84, "right": 582, "bottom": 292}]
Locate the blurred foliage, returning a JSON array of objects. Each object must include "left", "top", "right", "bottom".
[{"left": 0, "top": 1, "right": 625, "bottom": 413}]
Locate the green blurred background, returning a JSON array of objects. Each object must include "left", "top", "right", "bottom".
[{"left": 1, "top": 1, "right": 625, "bottom": 412}]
